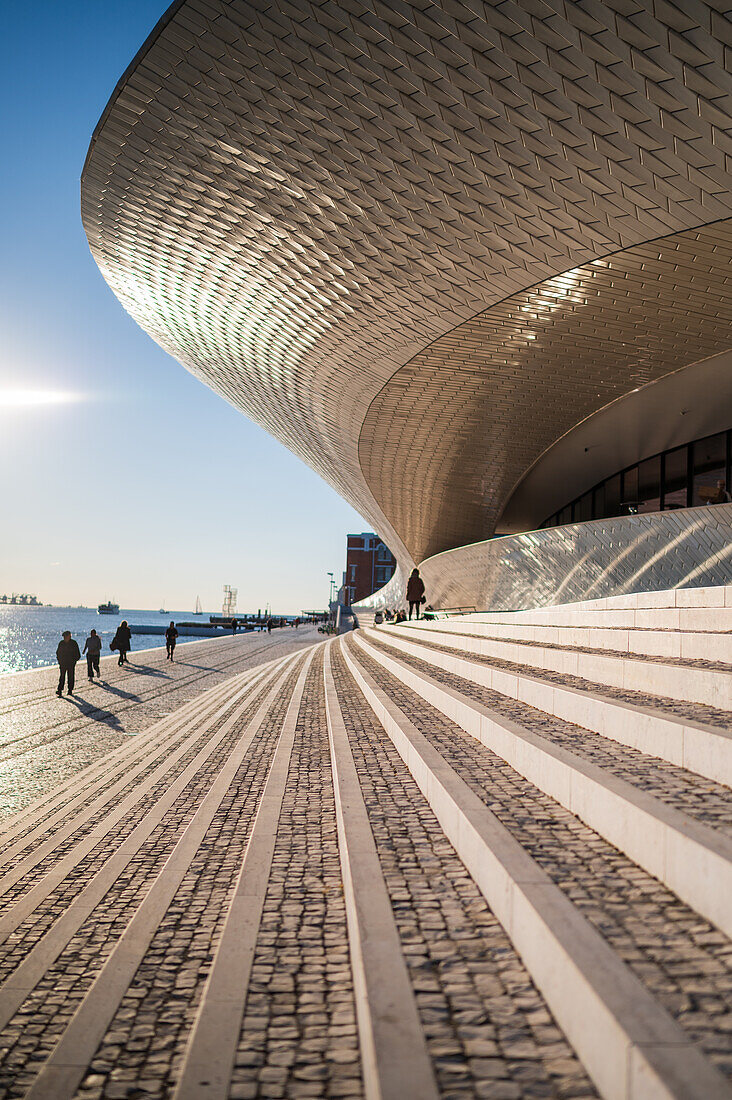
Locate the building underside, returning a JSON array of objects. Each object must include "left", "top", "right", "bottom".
[{"left": 82, "top": 0, "right": 732, "bottom": 607}]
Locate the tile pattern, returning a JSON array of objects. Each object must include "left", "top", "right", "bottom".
[
  {"left": 416, "top": 503, "right": 732, "bottom": 611},
  {"left": 82, "top": 0, "right": 732, "bottom": 566}
]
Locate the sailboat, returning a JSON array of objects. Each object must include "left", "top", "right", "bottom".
[{"left": 194, "top": 596, "right": 202, "bottom": 616}]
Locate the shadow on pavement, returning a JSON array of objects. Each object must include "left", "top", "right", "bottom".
[
  {"left": 122, "top": 662, "right": 169, "bottom": 678},
  {"left": 95, "top": 681, "right": 141, "bottom": 701},
  {"left": 62, "top": 696, "right": 124, "bottom": 731}
]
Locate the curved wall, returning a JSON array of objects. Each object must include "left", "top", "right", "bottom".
[
  {"left": 82, "top": 0, "right": 732, "bottom": 570},
  {"left": 417, "top": 505, "right": 732, "bottom": 612}
]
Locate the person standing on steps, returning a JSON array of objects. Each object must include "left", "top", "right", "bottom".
[
  {"left": 406, "top": 567, "right": 426, "bottom": 620},
  {"left": 112, "top": 620, "right": 132, "bottom": 666},
  {"left": 165, "top": 621, "right": 178, "bottom": 661},
  {"left": 56, "top": 631, "right": 81, "bottom": 696},
  {"left": 83, "top": 629, "right": 102, "bottom": 681}
]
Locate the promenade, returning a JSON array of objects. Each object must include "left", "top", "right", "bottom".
[
  {"left": 0, "top": 629, "right": 320, "bottom": 822},
  {"left": 0, "top": 591, "right": 729, "bottom": 1100}
]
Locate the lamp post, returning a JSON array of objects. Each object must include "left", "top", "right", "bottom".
[{"left": 327, "top": 572, "right": 335, "bottom": 622}]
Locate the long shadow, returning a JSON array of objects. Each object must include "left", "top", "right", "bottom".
[
  {"left": 171, "top": 661, "right": 219, "bottom": 671},
  {"left": 61, "top": 695, "right": 124, "bottom": 732},
  {"left": 95, "top": 680, "right": 141, "bottom": 702},
  {"left": 121, "top": 662, "right": 169, "bottom": 679}
]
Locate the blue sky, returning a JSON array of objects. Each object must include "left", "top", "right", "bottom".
[{"left": 0, "top": 1, "right": 365, "bottom": 614}]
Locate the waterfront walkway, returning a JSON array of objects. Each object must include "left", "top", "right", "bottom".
[
  {"left": 0, "top": 591, "right": 730, "bottom": 1099},
  {"left": 0, "top": 629, "right": 319, "bottom": 821}
]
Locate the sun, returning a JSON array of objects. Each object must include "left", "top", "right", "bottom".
[{"left": 0, "top": 390, "right": 77, "bottom": 408}]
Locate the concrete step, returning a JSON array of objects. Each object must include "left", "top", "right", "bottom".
[
  {"left": 454, "top": 588, "right": 732, "bottom": 634},
  {"left": 1, "top": 632, "right": 730, "bottom": 1100},
  {"left": 366, "top": 625, "right": 732, "bottom": 786},
  {"left": 342, "top": 635, "right": 732, "bottom": 1100},
  {"left": 387, "top": 621, "right": 732, "bottom": 709},
  {"left": 428, "top": 615, "right": 732, "bottom": 662},
  {"left": 355, "top": 630, "right": 732, "bottom": 938}
]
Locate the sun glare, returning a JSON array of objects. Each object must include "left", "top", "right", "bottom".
[{"left": 0, "top": 390, "right": 77, "bottom": 408}]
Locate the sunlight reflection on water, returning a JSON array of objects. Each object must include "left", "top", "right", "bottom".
[{"left": 0, "top": 606, "right": 208, "bottom": 674}]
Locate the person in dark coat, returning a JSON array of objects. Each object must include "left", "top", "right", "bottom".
[
  {"left": 231, "top": 617, "right": 238, "bottom": 634},
  {"left": 83, "top": 629, "right": 102, "bottom": 681},
  {"left": 406, "top": 568, "right": 426, "bottom": 620},
  {"left": 112, "top": 620, "right": 132, "bottom": 666},
  {"left": 56, "top": 631, "right": 81, "bottom": 696},
  {"left": 165, "top": 621, "right": 178, "bottom": 661}
]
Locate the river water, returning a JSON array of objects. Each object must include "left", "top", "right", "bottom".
[{"left": 0, "top": 606, "right": 216, "bottom": 674}]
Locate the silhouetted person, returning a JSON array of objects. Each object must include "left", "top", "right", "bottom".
[
  {"left": 231, "top": 617, "right": 238, "bottom": 634},
  {"left": 83, "top": 629, "right": 102, "bottom": 681},
  {"left": 267, "top": 617, "right": 272, "bottom": 633},
  {"left": 294, "top": 617, "right": 300, "bottom": 629},
  {"left": 165, "top": 621, "right": 178, "bottom": 661},
  {"left": 56, "top": 631, "right": 80, "bottom": 696},
  {"left": 112, "top": 620, "right": 132, "bottom": 666},
  {"left": 406, "top": 568, "right": 426, "bottom": 620}
]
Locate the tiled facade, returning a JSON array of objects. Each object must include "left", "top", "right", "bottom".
[
  {"left": 82, "top": 0, "right": 732, "bottom": 577},
  {"left": 418, "top": 503, "right": 732, "bottom": 611}
]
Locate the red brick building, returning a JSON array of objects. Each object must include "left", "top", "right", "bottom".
[{"left": 341, "top": 533, "right": 396, "bottom": 605}]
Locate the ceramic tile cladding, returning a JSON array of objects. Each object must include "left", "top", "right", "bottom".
[{"left": 83, "top": 0, "right": 732, "bottom": 564}]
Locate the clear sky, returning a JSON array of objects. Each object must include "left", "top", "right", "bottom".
[{"left": 0, "top": 1, "right": 367, "bottom": 615}]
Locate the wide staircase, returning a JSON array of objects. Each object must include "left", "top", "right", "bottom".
[{"left": 0, "top": 588, "right": 729, "bottom": 1099}]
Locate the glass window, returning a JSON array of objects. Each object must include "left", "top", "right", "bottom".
[
  {"left": 663, "top": 446, "right": 688, "bottom": 509},
  {"left": 637, "top": 456, "right": 661, "bottom": 513},
  {"left": 558, "top": 506, "right": 572, "bottom": 526},
  {"left": 692, "top": 433, "right": 728, "bottom": 505},
  {"left": 577, "top": 491, "right": 593, "bottom": 521},
  {"left": 621, "top": 466, "right": 639, "bottom": 514},
  {"left": 593, "top": 482, "right": 605, "bottom": 519},
  {"left": 604, "top": 474, "right": 621, "bottom": 517}
]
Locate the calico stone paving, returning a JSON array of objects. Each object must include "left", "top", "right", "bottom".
[
  {"left": 0, "top": 627, "right": 320, "bottom": 820},
  {"left": 348, "top": 637, "right": 732, "bottom": 1077},
  {"left": 0, "top": 629, "right": 727, "bottom": 1097}
]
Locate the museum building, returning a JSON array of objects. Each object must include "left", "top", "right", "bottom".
[{"left": 82, "top": 0, "right": 732, "bottom": 613}]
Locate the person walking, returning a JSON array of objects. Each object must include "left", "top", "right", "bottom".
[
  {"left": 112, "top": 620, "right": 132, "bottom": 666},
  {"left": 165, "top": 621, "right": 178, "bottom": 661},
  {"left": 56, "top": 631, "right": 81, "bottom": 696},
  {"left": 267, "top": 617, "right": 273, "bottom": 634},
  {"left": 406, "top": 568, "right": 426, "bottom": 620},
  {"left": 83, "top": 629, "right": 102, "bottom": 681},
  {"left": 231, "top": 617, "right": 238, "bottom": 634}
]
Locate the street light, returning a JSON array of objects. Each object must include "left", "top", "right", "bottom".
[{"left": 327, "top": 572, "right": 335, "bottom": 615}]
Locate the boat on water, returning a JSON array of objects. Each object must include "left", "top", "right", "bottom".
[
  {"left": 194, "top": 595, "right": 202, "bottom": 615},
  {"left": 98, "top": 601, "right": 120, "bottom": 615}
]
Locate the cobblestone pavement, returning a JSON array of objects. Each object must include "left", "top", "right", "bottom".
[
  {"left": 330, "top": 647, "right": 596, "bottom": 1100},
  {"left": 0, "top": 630, "right": 727, "bottom": 1097},
  {"left": 362, "top": 633, "right": 732, "bottom": 836},
  {"left": 347, "top": 637, "right": 732, "bottom": 1078},
  {"left": 0, "top": 627, "right": 320, "bottom": 820},
  {"left": 427, "top": 628, "right": 732, "bottom": 672},
  {"left": 231, "top": 649, "right": 363, "bottom": 1100},
  {"left": 383, "top": 628, "right": 732, "bottom": 729},
  {"left": 81, "top": 665, "right": 305, "bottom": 1100}
]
